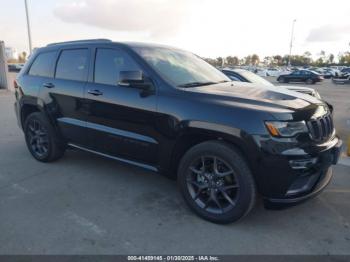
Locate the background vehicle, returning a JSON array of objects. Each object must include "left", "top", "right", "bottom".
[
  {"left": 340, "top": 67, "right": 350, "bottom": 76},
  {"left": 8, "top": 64, "right": 22, "bottom": 72},
  {"left": 266, "top": 68, "right": 281, "bottom": 77},
  {"left": 14, "top": 39, "right": 342, "bottom": 224},
  {"left": 254, "top": 68, "right": 268, "bottom": 77},
  {"left": 277, "top": 70, "right": 323, "bottom": 84},
  {"left": 221, "top": 68, "right": 322, "bottom": 99}
]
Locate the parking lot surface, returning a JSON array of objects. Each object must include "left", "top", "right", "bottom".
[{"left": 0, "top": 80, "right": 349, "bottom": 254}]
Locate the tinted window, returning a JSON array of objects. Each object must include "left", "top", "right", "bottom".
[
  {"left": 28, "top": 51, "right": 56, "bottom": 77},
  {"left": 133, "top": 46, "right": 229, "bottom": 86},
  {"left": 227, "top": 75, "right": 241, "bottom": 81},
  {"left": 55, "top": 49, "right": 89, "bottom": 81},
  {"left": 94, "top": 48, "right": 141, "bottom": 86}
]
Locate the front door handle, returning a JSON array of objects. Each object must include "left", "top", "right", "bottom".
[
  {"left": 87, "top": 89, "right": 103, "bottom": 96},
  {"left": 43, "top": 82, "right": 55, "bottom": 88}
]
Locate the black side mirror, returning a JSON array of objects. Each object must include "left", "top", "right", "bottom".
[
  {"left": 118, "top": 70, "right": 154, "bottom": 96},
  {"left": 118, "top": 70, "right": 143, "bottom": 86}
]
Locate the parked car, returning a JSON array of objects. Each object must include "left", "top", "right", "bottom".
[
  {"left": 221, "top": 68, "right": 322, "bottom": 99},
  {"left": 252, "top": 68, "right": 268, "bottom": 77},
  {"left": 266, "top": 68, "right": 281, "bottom": 77},
  {"left": 277, "top": 70, "right": 323, "bottom": 84},
  {"left": 332, "top": 71, "right": 350, "bottom": 84},
  {"left": 340, "top": 67, "right": 350, "bottom": 76},
  {"left": 14, "top": 39, "right": 342, "bottom": 224},
  {"left": 315, "top": 68, "right": 339, "bottom": 79},
  {"left": 8, "top": 64, "right": 22, "bottom": 72}
]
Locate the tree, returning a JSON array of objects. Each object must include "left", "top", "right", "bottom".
[
  {"left": 244, "top": 55, "right": 252, "bottom": 65},
  {"left": 18, "top": 51, "right": 27, "bottom": 63},
  {"left": 216, "top": 57, "right": 224, "bottom": 67},
  {"left": 251, "top": 54, "right": 260, "bottom": 66},
  {"left": 273, "top": 55, "right": 283, "bottom": 66},
  {"left": 303, "top": 51, "right": 312, "bottom": 58},
  {"left": 339, "top": 52, "right": 350, "bottom": 65},
  {"left": 328, "top": 53, "right": 335, "bottom": 64},
  {"left": 226, "top": 56, "right": 239, "bottom": 66}
]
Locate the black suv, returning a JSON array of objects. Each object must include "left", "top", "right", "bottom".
[{"left": 14, "top": 39, "right": 342, "bottom": 223}]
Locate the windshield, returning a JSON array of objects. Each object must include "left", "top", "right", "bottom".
[
  {"left": 237, "top": 70, "right": 274, "bottom": 87},
  {"left": 132, "top": 46, "right": 230, "bottom": 87}
]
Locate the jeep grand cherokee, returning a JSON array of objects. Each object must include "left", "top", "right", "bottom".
[{"left": 14, "top": 39, "right": 342, "bottom": 223}]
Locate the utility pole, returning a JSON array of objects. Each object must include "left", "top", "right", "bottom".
[
  {"left": 288, "top": 19, "right": 296, "bottom": 67},
  {"left": 24, "top": 0, "right": 33, "bottom": 54}
]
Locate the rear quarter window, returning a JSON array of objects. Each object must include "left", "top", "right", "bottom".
[{"left": 28, "top": 51, "right": 57, "bottom": 77}]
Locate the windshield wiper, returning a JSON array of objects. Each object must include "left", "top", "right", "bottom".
[{"left": 177, "top": 81, "right": 217, "bottom": 88}]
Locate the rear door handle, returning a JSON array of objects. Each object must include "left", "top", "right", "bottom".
[
  {"left": 87, "top": 89, "right": 103, "bottom": 96},
  {"left": 43, "top": 82, "right": 55, "bottom": 88}
]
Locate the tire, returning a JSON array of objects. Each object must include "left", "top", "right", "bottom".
[
  {"left": 24, "top": 112, "right": 65, "bottom": 162},
  {"left": 306, "top": 78, "right": 314, "bottom": 84},
  {"left": 278, "top": 77, "right": 288, "bottom": 83},
  {"left": 177, "top": 140, "right": 256, "bottom": 224}
]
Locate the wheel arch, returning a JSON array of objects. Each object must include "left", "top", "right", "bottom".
[
  {"left": 20, "top": 101, "right": 42, "bottom": 129},
  {"left": 168, "top": 122, "right": 259, "bottom": 179}
]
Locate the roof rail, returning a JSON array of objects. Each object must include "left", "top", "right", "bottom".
[{"left": 47, "top": 39, "right": 112, "bottom": 47}]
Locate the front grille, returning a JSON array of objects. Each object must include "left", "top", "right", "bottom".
[{"left": 307, "top": 114, "right": 334, "bottom": 142}]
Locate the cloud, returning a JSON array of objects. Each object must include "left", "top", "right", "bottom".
[
  {"left": 53, "top": 0, "right": 190, "bottom": 38},
  {"left": 306, "top": 24, "right": 350, "bottom": 42}
]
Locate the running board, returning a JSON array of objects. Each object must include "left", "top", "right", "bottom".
[{"left": 68, "top": 143, "right": 158, "bottom": 172}]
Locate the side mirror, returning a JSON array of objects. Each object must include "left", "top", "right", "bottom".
[
  {"left": 118, "top": 70, "right": 154, "bottom": 97},
  {"left": 118, "top": 70, "right": 144, "bottom": 87}
]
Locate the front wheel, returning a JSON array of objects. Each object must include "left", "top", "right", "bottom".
[
  {"left": 278, "top": 77, "right": 288, "bottom": 83},
  {"left": 178, "top": 141, "right": 256, "bottom": 224}
]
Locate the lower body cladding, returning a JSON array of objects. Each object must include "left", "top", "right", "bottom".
[{"left": 252, "top": 136, "right": 343, "bottom": 209}]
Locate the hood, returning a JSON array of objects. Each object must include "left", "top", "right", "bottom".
[
  {"left": 182, "top": 82, "right": 323, "bottom": 111},
  {"left": 279, "top": 85, "right": 315, "bottom": 93}
]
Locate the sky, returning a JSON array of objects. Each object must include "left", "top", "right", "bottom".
[{"left": 1, "top": 0, "right": 350, "bottom": 60}]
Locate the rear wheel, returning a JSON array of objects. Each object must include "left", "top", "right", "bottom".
[
  {"left": 24, "top": 112, "right": 65, "bottom": 162},
  {"left": 306, "top": 78, "right": 314, "bottom": 84},
  {"left": 178, "top": 141, "right": 256, "bottom": 224}
]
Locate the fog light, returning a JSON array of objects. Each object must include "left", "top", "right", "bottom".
[{"left": 289, "top": 158, "right": 317, "bottom": 169}]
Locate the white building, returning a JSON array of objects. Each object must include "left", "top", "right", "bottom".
[{"left": 5, "top": 47, "right": 18, "bottom": 60}]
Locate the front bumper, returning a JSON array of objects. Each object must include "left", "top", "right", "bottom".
[
  {"left": 252, "top": 137, "right": 342, "bottom": 209},
  {"left": 264, "top": 166, "right": 332, "bottom": 209}
]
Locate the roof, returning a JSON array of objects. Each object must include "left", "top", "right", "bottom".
[
  {"left": 45, "top": 39, "right": 184, "bottom": 51},
  {"left": 46, "top": 39, "right": 112, "bottom": 47}
]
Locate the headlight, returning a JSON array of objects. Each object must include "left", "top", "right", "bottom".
[{"left": 265, "top": 121, "right": 308, "bottom": 137}]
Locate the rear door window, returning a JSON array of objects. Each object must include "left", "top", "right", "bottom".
[
  {"left": 28, "top": 51, "right": 57, "bottom": 77},
  {"left": 55, "top": 49, "right": 89, "bottom": 81}
]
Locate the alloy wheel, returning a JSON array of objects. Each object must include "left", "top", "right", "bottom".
[
  {"left": 186, "top": 155, "right": 240, "bottom": 214},
  {"left": 27, "top": 119, "right": 49, "bottom": 158}
]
